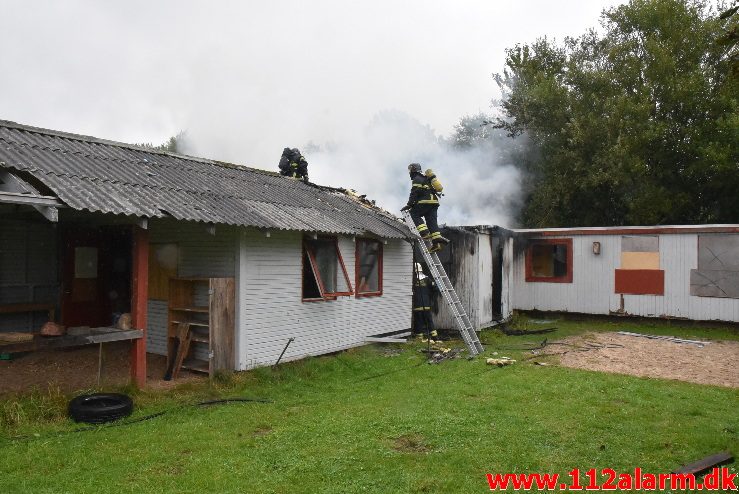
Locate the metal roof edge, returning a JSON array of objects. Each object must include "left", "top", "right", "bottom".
[
  {"left": 0, "top": 119, "right": 279, "bottom": 177},
  {"left": 0, "top": 119, "right": 413, "bottom": 237},
  {"left": 511, "top": 225, "right": 739, "bottom": 236}
]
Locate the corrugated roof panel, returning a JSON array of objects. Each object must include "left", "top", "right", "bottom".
[{"left": 0, "top": 121, "right": 410, "bottom": 238}]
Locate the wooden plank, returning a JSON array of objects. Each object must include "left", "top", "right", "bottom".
[
  {"left": 690, "top": 269, "right": 739, "bottom": 299},
  {"left": 365, "top": 336, "right": 408, "bottom": 343},
  {"left": 698, "top": 235, "right": 739, "bottom": 271},
  {"left": 130, "top": 226, "right": 149, "bottom": 388},
  {"left": 170, "top": 306, "right": 209, "bottom": 313},
  {"left": 621, "top": 235, "right": 659, "bottom": 252},
  {"left": 672, "top": 451, "right": 733, "bottom": 475},
  {"left": 210, "top": 277, "right": 235, "bottom": 373},
  {"left": 172, "top": 323, "right": 192, "bottom": 379},
  {"left": 86, "top": 329, "right": 144, "bottom": 344},
  {"left": 0, "top": 329, "right": 143, "bottom": 353},
  {"left": 0, "top": 332, "right": 34, "bottom": 343},
  {"left": 615, "top": 269, "right": 665, "bottom": 295},
  {"left": 182, "top": 359, "right": 210, "bottom": 374},
  {"left": 0, "top": 303, "right": 55, "bottom": 317},
  {"left": 620, "top": 252, "right": 660, "bottom": 270}
]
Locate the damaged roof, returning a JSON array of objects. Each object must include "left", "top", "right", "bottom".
[{"left": 0, "top": 120, "right": 411, "bottom": 239}]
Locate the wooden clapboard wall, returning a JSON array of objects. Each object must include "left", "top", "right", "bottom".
[{"left": 236, "top": 230, "right": 413, "bottom": 370}]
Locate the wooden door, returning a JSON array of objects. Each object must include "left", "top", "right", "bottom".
[
  {"left": 61, "top": 228, "right": 110, "bottom": 327},
  {"left": 210, "top": 278, "right": 235, "bottom": 372}
]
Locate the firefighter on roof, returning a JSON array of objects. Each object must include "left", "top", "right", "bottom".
[
  {"left": 401, "top": 163, "right": 449, "bottom": 252},
  {"left": 278, "top": 147, "right": 309, "bottom": 182}
]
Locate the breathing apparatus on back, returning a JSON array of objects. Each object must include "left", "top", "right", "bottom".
[{"left": 424, "top": 168, "right": 443, "bottom": 194}]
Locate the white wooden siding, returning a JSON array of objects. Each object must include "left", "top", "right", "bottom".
[
  {"left": 433, "top": 230, "right": 496, "bottom": 330},
  {"left": 237, "top": 230, "right": 413, "bottom": 370},
  {"left": 145, "top": 219, "right": 237, "bottom": 358},
  {"left": 477, "top": 233, "right": 494, "bottom": 327},
  {"left": 505, "top": 233, "right": 739, "bottom": 322}
]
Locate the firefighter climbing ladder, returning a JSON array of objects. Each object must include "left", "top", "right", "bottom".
[{"left": 402, "top": 211, "right": 485, "bottom": 356}]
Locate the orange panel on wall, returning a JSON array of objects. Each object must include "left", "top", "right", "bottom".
[
  {"left": 615, "top": 269, "right": 664, "bottom": 295},
  {"left": 621, "top": 251, "right": 660, "bottom": 270}
]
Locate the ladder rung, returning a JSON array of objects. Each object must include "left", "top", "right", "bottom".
[{"left": 403, "top": 211, "right": 483, "bottom": 356}]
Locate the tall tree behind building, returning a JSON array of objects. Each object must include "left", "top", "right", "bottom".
[
  {"left": 494, "top": 0, "right": 738, "bottom": 227},
  {"left": 137, "top": 131, "right": 187, "bottom": 154}
]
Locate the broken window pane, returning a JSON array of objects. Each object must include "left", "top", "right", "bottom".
[
  {"left": 356, "top": 239, "right": 382, "bottom": 295},
  {"left": 303, "top": 238, "right": 353, "bottom": 299}
]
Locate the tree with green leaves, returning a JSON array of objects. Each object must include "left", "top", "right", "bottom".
[
  {"left": 494, "top": 0, "right": 737, "bottom": 227},
  {"left": 137, "top": 131, "right": 187, "bottom": 154}
]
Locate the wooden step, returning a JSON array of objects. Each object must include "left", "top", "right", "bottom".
[
  {"left": 182, "top": 359, "right": 209, "bottom": 374},
  {"left": 170, "top": 320, "right": 209, "bottom": 327}
]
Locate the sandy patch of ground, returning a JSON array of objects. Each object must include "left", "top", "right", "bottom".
[
  {"left": 546, "top": 332, "right": 739, "bottom": 388},
  {"left": 0, "top": 341, "right": 205, "bottom": 395}
]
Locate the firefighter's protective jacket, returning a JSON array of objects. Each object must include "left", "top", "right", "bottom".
[
  {"left": 278, "top": 149, "right": 308, "bottom": 180},
  {"left": 406, "top": 172, "right": 439, "bottom": 207}
]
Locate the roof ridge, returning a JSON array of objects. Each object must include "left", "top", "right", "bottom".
[
  {"left": 0, "top": 119, "right": 282, "bottom": 178},
  {"left": 0, "top": 119, "right": 408, "bottom": 236}
]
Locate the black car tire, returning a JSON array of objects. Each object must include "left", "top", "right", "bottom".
[{"left": 68, "top": 393, "right": 133, "bottom": 424}]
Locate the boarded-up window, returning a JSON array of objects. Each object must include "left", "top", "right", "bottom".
[
  {"left": 615, "top": 235, "right": 664, "bottom": 295},
  {"left": 690, "top": 235, "right": 739, "bottom": 299},
  {"left": 148, "top": 244, "right": 178, "bottom": 301},
  {"left": 356, "top": 239, "right": 382, "bottom": 297},
  {"left": 302, "top": 238, "right": 353, "bottom": 300},
  {"left": 525, "top": 239, "right": 573, "bottom": 283}
]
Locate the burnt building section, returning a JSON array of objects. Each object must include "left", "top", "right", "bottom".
[{"left": 419, "top": 225, "right": 506, "bottom": 331}]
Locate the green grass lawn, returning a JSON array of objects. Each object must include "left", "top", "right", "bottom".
[{"left": 1, "top": 316, "right": 737, "bottom": 493}]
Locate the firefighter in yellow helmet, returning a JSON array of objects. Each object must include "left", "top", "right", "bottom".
[{"left": 401, "top": 163, "right": 449, "bottom": 252}]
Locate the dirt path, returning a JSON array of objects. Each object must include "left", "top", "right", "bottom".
[
  {"left": 547, "top": 332, "right": 739, "bottom": 388},
  {"left": 0, "top": 341, "right": 204, "bottom": 395}
]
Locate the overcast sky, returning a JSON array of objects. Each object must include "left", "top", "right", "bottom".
[{"left": 2, "top": 0, "right": 626, "bottom": 225}]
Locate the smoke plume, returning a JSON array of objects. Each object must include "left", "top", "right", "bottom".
[{"left": 180, "top": 110, "right": 523, "bottom": 227}]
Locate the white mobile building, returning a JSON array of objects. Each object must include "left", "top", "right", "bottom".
[{"left": 500, "top": 225, "right": 739, "bottom": 323}]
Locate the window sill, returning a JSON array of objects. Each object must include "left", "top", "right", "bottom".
[
  {"left": 355, "top": 292, "right": 382, "bottom": 298},
  {"left": 525, "top": 276, "right": 572, "bottom": 283},
  {"left": 302, "top": 297, "right": 337, "bottom": 303}
]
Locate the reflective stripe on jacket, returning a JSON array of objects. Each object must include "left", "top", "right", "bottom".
[{"left": 407, "top": 173, "right": 439, "bottom": 206}]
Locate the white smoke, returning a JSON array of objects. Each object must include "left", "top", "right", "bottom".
[
  {"left": 3, "top": 0, "right": 620, "bottom": 227},
  {"left": 180, "top": 110, "right": 523, "bottom": 227},
  {"left": 300, "top": 111, "right": 523, "bottom": 227}
]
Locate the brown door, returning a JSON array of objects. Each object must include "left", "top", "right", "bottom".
[{"left": 61, "top": 228, "right": 111, "bottom": 327}]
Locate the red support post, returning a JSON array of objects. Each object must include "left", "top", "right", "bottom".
[{"left": 130, "top": 226, "right": 149, "bottom": 387}]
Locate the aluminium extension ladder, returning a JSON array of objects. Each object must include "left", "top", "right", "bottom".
[{"left": 403, "top": 211, "right": 485, "bottom": 356}]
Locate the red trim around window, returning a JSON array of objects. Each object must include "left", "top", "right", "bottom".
[
  {"left": 302, "top": 237, "right": 354, "bottom": 301},
  {"left": 355, "top": 238, "right": 383, "bottom": 298},
  {"left": 525, "top": 238, "right": 573, "bottom": 283}
]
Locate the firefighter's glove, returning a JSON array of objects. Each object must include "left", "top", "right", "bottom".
[{"left": 400, "top": 205, "right": 412, "bottom": 212}]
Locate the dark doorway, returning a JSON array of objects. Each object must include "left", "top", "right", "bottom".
[
  {"left": 61, "top": 227, "right": 132, "bottom": 327},
  {"left": 492, "top": 245, "right": 503, "bottom": 319}
]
